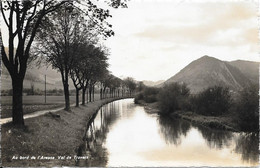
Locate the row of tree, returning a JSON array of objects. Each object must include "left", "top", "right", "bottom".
[{"left": 0, "top": 0, "right": 128, "bottom": 126}]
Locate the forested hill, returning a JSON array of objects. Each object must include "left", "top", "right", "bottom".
[
  {"left": 163, "top": 55, "right": 259, "bottom": 93},
  {"left": 1, "top": 61, "right": 64, "bottom": 90}
]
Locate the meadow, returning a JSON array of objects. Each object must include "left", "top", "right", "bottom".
[{"left": 1, "top": 94, "right": 101, "bottom": 118}]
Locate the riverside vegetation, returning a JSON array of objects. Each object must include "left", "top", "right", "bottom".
[{"left": 134, "top": 82, "right": 259, "bottom": 133}]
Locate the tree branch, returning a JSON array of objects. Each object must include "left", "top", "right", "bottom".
[
  {"left": 8, "top": 2, "right": 15, "bottom": 67},
  {"left": 2, "top": 45, "right": 13, "bottom": 75},
  {"left": 0, "top": 2, "right": 9, "bottom": 27},
  {"left": 22, "top": 1, "right": 39, "bottom": 41}
]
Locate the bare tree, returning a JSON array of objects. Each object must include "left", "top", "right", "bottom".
[
  {"left": 1, "top": 1, "right": 67, "bottom": 125},
  {"left": 100, "top": 73, "right": 113, "bottom": 99},
  {"left": 1, "top": 0, "right": 127, "bottom": 125},
  {"left": 85, "top": 45, "right": 108, "bottom": 102},
  {"left": 69, "top": 24, "right": 98, "bottom": 107},
  {"left": 124, "top": 77, "right": 137, "bottom": 96},
  {"left": 36, "top": 6, "right": 87, "bottom": 111}
]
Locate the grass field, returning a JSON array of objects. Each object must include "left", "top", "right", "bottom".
[
  {"left": 1, "top": 75, "right": 65, "bottom": 90},
  {"left": 1, "top": 94, "right": 102, "bottom": 105},
  {"left": 1, "top": 94, "right": 102, "bottom": 118}
]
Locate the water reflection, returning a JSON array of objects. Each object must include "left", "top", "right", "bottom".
[
  {"left": 78, "top": 99, "right": 258, "bottom": 167},
  {"left": 234, "top": 133, "right": 259, "bottom": 164},
  {"left": 195, "top": 124, "right": 233, "bottom": 149},
  {"left": 77, "top": 102, "right": 120, "bottom": 166},
  {"left": 158, "top": 115, "right": 191, "bottom": 146}
]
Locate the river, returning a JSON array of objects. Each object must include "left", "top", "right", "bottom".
[{"left": 79, "top": 98, "right": 258, "bottom": 167}]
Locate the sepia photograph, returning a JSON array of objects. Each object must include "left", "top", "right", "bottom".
[{"left": 0, "top": 0, "right": 259, "bottom": 167}]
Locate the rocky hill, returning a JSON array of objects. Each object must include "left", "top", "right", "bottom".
[{"left": 163, "top": 55, "right": 258, "bottom": 93}]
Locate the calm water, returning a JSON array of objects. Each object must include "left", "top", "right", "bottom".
[{"left": 81, "top": 98, "right": 259, "bottom": 167}]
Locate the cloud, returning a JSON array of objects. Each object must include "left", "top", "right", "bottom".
[
  {"left": 134, "top": 2, "right": 258, "bottom": 47},
  {"left": 243, "top": 28, "right": 258, "bottom": 44},
  {"left": 106, "top": 1, "right": 259, "bottom": 81}
]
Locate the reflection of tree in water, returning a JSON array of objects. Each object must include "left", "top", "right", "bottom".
[
  {"left": 78, "top": 102, "right": 120, "bottom": 166},
  {"left": 100, "top": 102, "right": 119, "bottom": 129},
  {"left": 158, "top": 115, "right": 191, "bottom": 146},
  {"left": 191, "top": 122, "right": 258, "bottom": 165},
  {"left": 234, "top": 133, "right": 259, "bottom": 164},
  {"left": 195, "top": 124, "right": 233, "bottom": 149}
]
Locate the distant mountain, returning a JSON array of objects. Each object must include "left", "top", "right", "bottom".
[
  {"left": 163, "top": 55, "right": 258, "bottom": 93},
  {"left": 228, "top": 60, "right": 259, "bottom": 84},
  {"left": 142, "top": 80, "right": 165, "bottom": 87}
]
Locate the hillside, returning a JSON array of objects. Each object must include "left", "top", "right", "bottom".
[
  {"left": 228, "top": 60, "right": 259, "bottom": 84},
  {"left": 142, "top": 80, "right": 165, "bottom": 87},
  {"left": 1, "top": 62, "right": 66, "bottom": 90},
  {"left": 163, "top": 55, "right": 257, "bottom": 93}
]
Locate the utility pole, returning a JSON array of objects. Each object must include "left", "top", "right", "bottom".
[{"left": 45, "top": 75, "right": 46, "bottom": 103}]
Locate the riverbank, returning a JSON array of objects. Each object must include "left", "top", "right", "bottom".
[
  {"left": 172, "top": 111, "right": 239, "bottom": 132},
  {"left": 1, "top": 97, "right": 131, "bottom": 167},
  {"left": 136, "top": 100, "right": 240, "bottom": 132},
  {"left": 135, "top": 100, "right": 160, "bottom": 114}
]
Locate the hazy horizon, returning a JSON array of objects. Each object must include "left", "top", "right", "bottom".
[{"left": 1, "top": 53, "right": 259, "bottom": 83}]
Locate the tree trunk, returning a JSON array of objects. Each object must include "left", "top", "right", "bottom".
[
  {"left": 12, "top": 77, "right": 24, "bottom": 126},
  {"left": 82, "top": 88, "right": 86, "bottom": 105},
  {"left": 76, "top": 89, "right": 79, "bottom": 107},
  {"left": 100, "top": 88, "right": 102, "bottom": 100},
  {"left": 60, "top": 69, "right": 70, "bottom": 111},
  {"left": 86, "top": 88, "right": 88, "bottom": 103},
  {"left": 92, "top": 86, "right": 94, "bottom": 101},
  {"left": 63, "top": 81, "right": 70, "bottom": 111},
  {"left": 102, "top": 88, "right": 105, "bottom": 99},
  {"left": 89, "top": 87, "right": 92, "bottom": 102}
]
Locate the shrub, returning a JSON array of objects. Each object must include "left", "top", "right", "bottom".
[
  {"left": 158, "top": 83, "right": 190, "bottom": 114},
  {"left": 134, "top": 86, "right": 160, "bottom": 103},
  {"left": 143, "top": 87, "right": 160, "bottom": 103},
  {"left": 1, "top": 89, "right": 13, "bottom": 96},
  {"left": 193, "top": 86, "right": 231, "bottom": 116},
  {"left": 145, "top": 94, "right": 157, "bottom": 103},
  {"left": 134, "top": 93, "right": 144, "bottom": 104},
  {"left": 236, "top": 85, "right": 259, "bottom": 132}
]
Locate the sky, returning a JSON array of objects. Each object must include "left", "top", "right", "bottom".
[
  {"left": 103, "top": 0, "right": 259, "bottom": 81},
  {"left": 0, "top": 0, "right": 259, "bottom": 82}
]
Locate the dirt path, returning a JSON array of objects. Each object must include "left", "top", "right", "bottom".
[
  {"left": 1, "top": 104, "right": 72, "bottom": 125},
  {"left": 1, "top": 97, "right": 132, "bottom": 167}
]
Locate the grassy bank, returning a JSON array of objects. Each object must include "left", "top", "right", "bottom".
[
  {"left": 1, "top": 104, "right": 64, "bottom": 118},
  {"left": 136, "top": 99, "right": 240, "bottom": 132},
  {"left": 171, "top": 111, "right": 239, "bottom": 132},
  {"left": 135, "top": 99, "right": 160, "bottom": 114},
  {"left": 1, "top": 97, "right": 130, "bottom": 167}
]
